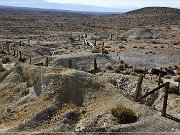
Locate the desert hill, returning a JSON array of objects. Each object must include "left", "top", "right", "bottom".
[{"left": 0, "top": 6, "right": 179, "bottom": 38}]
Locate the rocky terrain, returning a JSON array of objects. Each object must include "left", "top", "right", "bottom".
[{"left": 0, "top": 6, "right": 180, "bottom": 134}]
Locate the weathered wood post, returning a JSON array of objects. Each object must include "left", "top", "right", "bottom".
[
  {"left": 102, "top": 42, "right": 105, "bottom": 53},
  {"left": 45, "top": 57, "right": 48, "bottom": 67},
  {"left": 69, "top": 59, "right": 72, "bottom": 68},
  {"left": 94, "top": 39, "right": 96, "bottom": 46},
  {"left": 162, "top": 82, "right": 170, "bottom": 117},
  {"left": 158, "top": 67, "right": 162, "bottom": 85},
  {"left": 13, "top": 42, "right": 16, "bottom": 56},
  {"left": 93, "top": 58, "right": 97, "bottom": 74},
  {"left": 178, "top": 82, "right": 180, "bottom": 95},
  {"left": 19, "top": 41, "right": 22, "bottom": 60},
  {"left": 0, "top": 58, "right": 2, "bottom": 68},
  {"left": 29, "top": 57, "right": 32, "bottom": 65},
  {"left": 110, "top": 34, "right": 113, "bottom": 41},
  {"left": 134, "top": 75, "right": 144, "bottom": 101},
  {"left": 6, "top": 41, "right": 10, "bottom": 54}
]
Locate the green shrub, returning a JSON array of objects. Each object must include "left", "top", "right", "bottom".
[
  {"left": 117, "top": 64, "right": 125, "bottom": 71},
  {"left": 122, "top": 70, "right": 131, "bottom": 75},
  {"left": 111, "top": 105, "right": 137, "bottom": 124},
  {"left": 134, "top": 68, "right": 144, "bottom": 74},
  {"left": 91, "top": 46, "right": 101, "bottom": 53},
  {"left": 2, "top": 56, "right": 10, "bottom": 64},
  {"left": 168, "top": 86, "right": 179, "bottom": 95},
  {"left": 131, "top": 72, "right": 138, "bottom": 76}
]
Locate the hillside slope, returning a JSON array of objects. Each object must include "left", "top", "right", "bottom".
[{"left": 0, "top": 6, "right": 179, "bottom": 36}]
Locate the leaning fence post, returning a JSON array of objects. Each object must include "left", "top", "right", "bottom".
[
  {"left": 19, "top": 41, "right": 22, "bottom": 60},
  {"left": 45, "top": 57, "right": 48, "bottom": 67},
  {"left": 162, "top": 82, "right": 169, "bottom": 117},
  {"left": 134, "top": 75, "right": 144, "bottom": 101},
  {"left": 110, "top": 34, "right": 113, "bottom": 41},
  {"left": 69, "top": 59, "right": 72, "bottom": 68},
  {"left": 178, "top": 82, "right": 180, "bottom": 95},
  {"left": 29, "top": 56, "right": 32, "bottom": 65},
  {"left": 158, "top": 67, "right": 162, "bottom": 85},
  {"left": 93, "top": 58, "right": 97, "bottom": 74},
  {"left": 94, "top": 39, "right": 96, "bottom": 46},
  {"left": 0, "top": 58, "right": 2, "bottom": 68}
]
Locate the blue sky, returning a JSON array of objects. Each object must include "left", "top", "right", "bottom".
[
  {"left": 45, "top": 0, "right": 180, "bottom": 8},
  {"left": 0, "top": 0, "right": 179, "bottom": 12}
]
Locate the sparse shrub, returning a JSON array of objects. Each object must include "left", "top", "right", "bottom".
[
  {"left": 160, "top": 46, "right": 164, "bottom": 48},
  {"left": 2, "top": 56, "right": 10, "bottom": 64},
  {"left": 138, "top": 46, "right": 145, "bottom": 49},
  {"left": 105, "top": 63, "right": 113, "bottom": 70},
  {"left": 111, "top": 105, "right": 137, "bottom": 124},
  {"left": 115, "top": 64, "right": 124, "bottom": 73},
  {"left": 102, "top": 48, "right": 109, "bottom": 54},
  {"left": 122, "top": 70, "right": 131, "bottom": 75},
  {"left": 134, "top": 68, "right": 144, "bottom": 74},
  {"left": 19, "top": 57, "right": 28, "bottom": 63},
  {"left": 119, "top": 45, "right": 125, "bottom": 49},
  {"left": 168, "top": 86, "right": 179, "bottom": 95},
  {"left": 91, "top": 46, "right": 101, "bottom": 53},
  {"left": 133, "top": 45, "right": 137, "bottom": 48},
  {"left": 131, "top": 72, "right": 138, "bottom": 76}
]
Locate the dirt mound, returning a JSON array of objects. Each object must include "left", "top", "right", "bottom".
[
  {"left": 121, "top": 28, "right": 156, "bottom": 40},
  {"left": 0, "top": 65, "right": 104, "bottom": 131},
  {"left": 50, "top": 52, "right": 117, "bottom": 71}
]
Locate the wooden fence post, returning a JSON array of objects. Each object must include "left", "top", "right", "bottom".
[
  {"left": 178, "top": 82, "right": 180, "bottom": 95},
  {"left": 158, "top": 67, "right": 162, "bottom": 85},
  {"left": 45, "top": 57, "right": 48, "bottom": 67},
  {"left": 134, "top": 75, "right": 144, "bottom": 101},
  {"left": 93, "top": 58, "right": 97, "bottom": 74},
  {"left": 19, "top": 41, "right": 22, "bottom": 60},
  {"left": 0, "top": 58, "right": 2, "bottom": 68},
  {"left": 69, "top": 59, "right": 72, "bottom": 68},
  {"left": 162, "top": 82, "right": 169, "bottom": 117},
  {"left": 29, "top": 56, "right": 32, "bottom": 65},
  {"left": 110, "top": 34, "right": 112, "bottom": 41},
  {"left": 6, "top": 41, "right": 10, "bottom": 54}
]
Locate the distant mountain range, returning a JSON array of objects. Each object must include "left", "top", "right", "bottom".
[
  {"left": 0, "top": 0, "right": 136, "bottom": 13},
  {"left": 0, "top": 5, "right": 127, "bottom": 15}
]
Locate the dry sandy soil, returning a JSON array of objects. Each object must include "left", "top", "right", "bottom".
[{"left": 0, "top": 6, "right": 180, "bottom": 134}]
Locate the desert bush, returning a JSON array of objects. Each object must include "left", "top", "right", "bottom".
[
  {"left": 160, "top": 46, "right": 164, "bottom": 48},
  {"left": 2, "top": 56, "right": 10, "bottom": 64},
  {"left": 168, "top": 86, "right": 179, "bottom": 95},
  {"left": 105, "top": 63, "right": 113, "bottom": 70},
  {"left": 111, "top": 105, "right": 137, "bottom": 124},
  {"left": 133, "top": 45, "right": 137, "bottom": 48},
  {"left": 115, "top": 64, "right": 124, "bottom": 73},
  {"left": 134, "top": 68, "right": 144, "bottom": 74},
  {"left": 102, "top": 48, "right": 109, "bottom": 54},
  {"left": 131, "top": 72, "right": 138, "bottom": 76},
  {"left": 138, "top": 46, "right": 145, "bottom": 49},
  {"left": 122, "top": 70, "right": 131, "bottom": 75},
  {"left": 91, "top": 46, "right": 101, "bottom": 53},
  {"left": 119, "top": 45, "right": 125, "bottom": 49}
]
